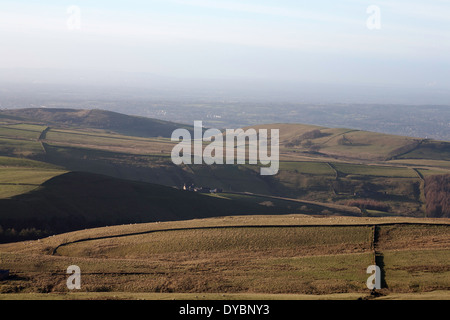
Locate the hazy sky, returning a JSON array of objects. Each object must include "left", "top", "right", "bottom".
[{"left": 1, "top": 0, "right": 450, "bottom": 90}]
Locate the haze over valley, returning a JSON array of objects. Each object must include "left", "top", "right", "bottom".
[{"left": 0, "top": 0, "right": 449, "bottom": 303}]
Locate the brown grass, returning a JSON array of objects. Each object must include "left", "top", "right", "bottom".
[
  {"left": 376, "top": 224, "right": 450, "bottom": 251},
  {"left": 0, "top": 215, "right": 449, "bottom": 298}
]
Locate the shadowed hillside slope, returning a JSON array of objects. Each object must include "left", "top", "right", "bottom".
[
  {"left": 425, "top": 174, "right": 450, "bottom": 218},
  {"left": 1, "top": 108, "right": 449, "bottom": 222},
  {"left": 0, "top": 108, "right": 193, "bottom": 138},
  {"left": 0, "top": 171, "right": 340, "bottom": 242}
]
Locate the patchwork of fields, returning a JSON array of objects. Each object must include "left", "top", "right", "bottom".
[
  {"left": 0, "top": 109, "right": 449, "bottom": 300},
  {"left": 0, "top": 156, "right": 66, "bottom": 199},
  {"left": 1, "top": 118, "right": 449, "bottom": 217}
]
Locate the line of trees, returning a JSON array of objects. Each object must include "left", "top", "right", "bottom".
[
  {"left": 0, "top": 225, "right": 48, "bottom": 243},
  {"left": 424, "top": 174, "right": 450, "bottom": 218}
]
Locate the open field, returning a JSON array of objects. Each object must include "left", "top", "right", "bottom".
[
  {"left": 0, "top": 137, "right": 44, "bottom": 157},
  {"left": 216, "top": 192, "right": 362, "bottom": 216},
  {"left": 0, "top": 156, "right": 66, "bottom": 199},
  {"left": 0, "top": 292, "right": 373, "bottom": 300},
  {"left": 397, "top": 140, "right": 450, "bottom": 161},
  {"left": 0, "top": 168, "right": 67, "bottom": 186},
  {"left": 332, "top": 163, "right": 417, "bottom": 178},
  {"left": 249, "top": 123, "right": 422, "bottom": 161},
  {"left": 1, "top": 124, "right": 48, "bottom": 132},
  {"left": 0, "top": 156, "right": 62, "bottom": 169},
  {"left": 0, "top": 110, "right": 448, "bottom": 203},
  {"left": 55, "top": 226, "right": 372, "bottom": 258},
  {"left": 0, "top": 108, "right": 195, "bottom": 138},
  {"left": 0, "top": 126, "right": 42, "bottom": 140},
  {"left": 45, "top": 129, "right": 175, "bottom": 156},
  {"left": 4, "top": 291, "right": 449, "bottom": 300},
  {"left": 387, "top": 158, "right": 450, "bottom": 169},
  {"left": 278, "top": 161, "right": 335, "bottom": 175},
  {"left": 0, "top": 109, "right": 449, "bottom": 246},
  {"left": 0, "top": 170, "right": 383, "bottom": 243},
  {"left": 0, "top": 215, "right": 448, "bottom": 299}
]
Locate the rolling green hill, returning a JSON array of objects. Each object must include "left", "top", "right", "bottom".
[
  {"left": 0, "top": 171, "right": 360, "bottom": 243},
  {"left": 0, "top": 108, "right": 194, "bottom": 138},
  {"left": 1, "top": 108, "right": 450, "bottom": 240},
  {"left": 249, "top": 123, "right": 448, "bottom": 161},
  {"left": 0, "top": 156, "right": 67, "bottom": 199},
  {"left": 0, "top": 107, "right": 449, "bottom": 299}
]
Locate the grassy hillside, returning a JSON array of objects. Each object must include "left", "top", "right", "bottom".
[
  {"left": 1, "top": 109, "right": 449, "bottom": 302},
  {"left": 0, "top": 108, "right": 194, "bottom": 138},
  {"left": 249, "top": 123, "right": 424, "bottom": 161},
  {"left": 0, "top": 171, "right": 361, "bottom": 243},
  {"left": 1, "top": 108, "right": 449, "bottom": 220},
  {"left": 0, "top": 215, "right": 448, "bottom": 299},
  {"left": 396, "top": 140, "right": 450, "bottom": 161},
  {"left": 0, "top": 156, "right": 66, "bottom": 199}
]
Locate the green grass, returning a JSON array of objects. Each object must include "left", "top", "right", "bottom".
[
  {"left": 398, "top": 140, "right": 450, "bottom": 161},
  {"left": 209, "top": 192, "right": 306, "bottom": 214},
  {"left": 0, "top": 137, "right": 43, "bottom": 156},
  {"left": 0, "top": 112, "right": 448, "bottom": 220},
  {"left": 0, "top": 156, "right": 62, "bottom": 169},
  {"left": 0, "top": 168, "right": 67, "bottom": 185},
  {"left": 187, "top": 165, "right": 276, "bottom": 195},
  {"left": 387, "top": 159, "right": 450, "bottom": 169},
  {"left": 383, "top": 249, "right": 450, "bottom": 293},
  {"left": 0, "top": 168, "right": 67, "bottom": 198},
  {"left": 415, "top": 167, "right": 450, "bottom": 177},
  {"left": 2, "top": 124, "right": 48, "bottom": 132},
  {"left": 332, "top": 163, "right": 417, "bottom": 178},
  {"left": 0, "top": 127, "right": 41, "bottom": 140},
  {"left": 0, "top": 184, "right": 39, "bottom": 198},
  {"left": 0, "top": 157, "right": 66, "bottom": 198},
  {"left": 279, "top": 161, "right": 335, "bottom": 175},
  {"left": 254, "top": 253, "right": 373, "bottom": 293},
  {"left": 2, "top": 172, "right": 358, "bottom": 242},
  {"left": 1, "top": 216, "right": 448, "bottom": 298},
  {"left": 0, "top": 108, "right": 194, "bottom": 138},
  {"left": 49, "top": 128, "right": 173, "bottom": 143},
  {"left": 217, "top": 192, "right": 360, "bottom": 216},
  {"left": 46, "top": 130, "right": 172, "bottom": 148}
]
